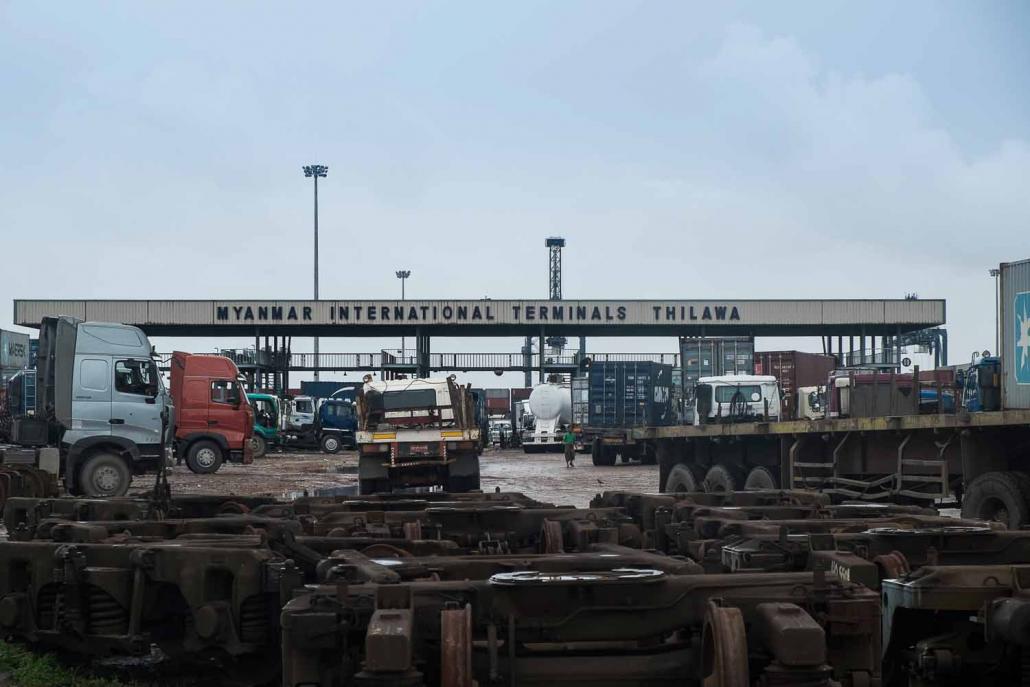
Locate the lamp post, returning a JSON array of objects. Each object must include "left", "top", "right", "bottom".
[
  {"left": 990, "top": 268, "right": 1001, "bottom": 355},
  {"left": 396, "top": 270, "right": 411, "bottom": 360},
  {"left": 303, "top": 164, "right": 328, "bottom": 380}
]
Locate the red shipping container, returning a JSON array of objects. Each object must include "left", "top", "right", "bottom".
[
  {"left": 511, "top": 388, "right": 533, "bottom": 403},
  {"left": 754, "top": 351, "right": 836, "bottom": 418}
]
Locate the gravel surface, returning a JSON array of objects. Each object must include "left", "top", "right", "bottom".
[{"left": 125, "top": 447, "right": 660, "bottom": 507}]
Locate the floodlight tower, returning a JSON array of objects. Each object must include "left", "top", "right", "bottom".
[
  {"left": 544, "top": 237, "right": 567, "bottom": 357},
  {"left": 546, "top": 237, "right": 565, "bottom": 301},
  {"left": 303, "top": 164, "right": 328, "bottom": 381}
]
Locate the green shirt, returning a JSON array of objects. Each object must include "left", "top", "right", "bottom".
[{"left": 562, "top": 432, "right": 576, "bottom": 444}]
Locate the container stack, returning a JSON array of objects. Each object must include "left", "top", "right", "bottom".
[{"left": 586, "top": 361, "right": 674, "bottom": 427}]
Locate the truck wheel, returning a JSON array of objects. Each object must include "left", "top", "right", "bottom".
[
  {"left": 744, "top": 466, "right": 778, "bottom": 491},
  {"left": 703, "top": 464, "right": 739, "bottom": 493},
  {"left": 961, "top": 471, "right": 1030, "bottom": 529},
  {"left": 320, "top": 434, "right": 342, "bottom": 454},
  {"left": 591, "top": 440, "right": 617, "bottom": 467},
  {"left": 447, "top": 474, "right": 481, "bottom": 493},
  {"left": 250, "top": 435, "right": 267, "bottom": 459},
  {"left": 79, "top": 453, "right": 131, "bottom": 498},
  {"left": 665, "top": 464, "right": 701, "bottom": 493},
  {"left": 185, "top": 440, "right": 223, "bottom": 474},
  {"left": 359, "top": 479, "right": 390, "bottom": 496}
]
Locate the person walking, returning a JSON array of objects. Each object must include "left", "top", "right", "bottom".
[{"left": 562, "top": 426, "right": 576, "bottom": 468}]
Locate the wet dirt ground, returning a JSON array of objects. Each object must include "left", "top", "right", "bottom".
[{"left": 125, "top": 447, "right": 659, "bottom": 507}]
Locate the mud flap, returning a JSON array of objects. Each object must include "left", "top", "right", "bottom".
[
  {"left": 449, "top": 452, "right": 480, "bottom": 478},
  {"left": 358, "top": 455, "right": 389, "bottom": 480}
]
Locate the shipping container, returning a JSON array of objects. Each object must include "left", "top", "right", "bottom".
[
  {"left": 511, "top": 387, "right": 533, "bottom": 403},
  {"left": 0, "top": 330, "right": 30, "bottom": 371},
  {"left": 300, "top": 380, "right": 362, "bottom": 400},
  {"left": 1000, "top": 259, "right": 1030, "bottom": 409},
  {"left": 571, "top": 377, "right": 589, "bottom": 426},
  {"left": 485, "top": 397, "right": 511, "bottom": 415},
  {"left": 585, "top": 361, "right": 675, "bottom": 428},
  {"left": 753, "top": 351, "right": 836, "bottom": 418}
]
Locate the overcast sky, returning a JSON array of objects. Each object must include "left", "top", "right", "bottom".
[{"left": 2, "top": 1, "right": 1028, "bottom": 387}]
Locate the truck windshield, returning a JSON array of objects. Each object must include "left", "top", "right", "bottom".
[
  {"left": 324, "top": 403, "right": 352, "bottom": 418},
  {"left": 383, "top": 388, "right": 437, "bottom": 410},
  {"left": 294, "top": 399, "right": 313, "bottom": 413},
  {"left": 714, "top": 385, "right": 761, "bottom": 404}
]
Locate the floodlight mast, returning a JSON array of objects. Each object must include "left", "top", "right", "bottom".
[{"left": 303, "top": 164, "right": 328, "bottom": 380}]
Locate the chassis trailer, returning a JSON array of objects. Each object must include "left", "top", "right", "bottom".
[{"left": 649, "top": 409, "right": 1030, "bottom": 526}]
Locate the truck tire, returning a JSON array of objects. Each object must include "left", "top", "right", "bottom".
[
  {"left": 744, "top": 466, "right": 778, "bottom": 491},
  {"left": 961, "top": 471, "right": 1030, "bottom": 529},
  {"left": 359, "top": 479, "right": 390, "bottom": 495},
  {"left": 185, "top": 440, "right": 223, "bottom": 474},
  {"left": 665, "top": 464, "right": 701, "bottom": 493},
  {"left": 447, "top": 474, "right": 481, "bottom": 493},
  {"left": 251, "top": 435, "right": 267, "bottom": 459},
  {"left": 320, "top": 434, "right": 342, "bottom": 454},
  {"left": 79, "top": 453, "right": 131, "bottom": 498},
  {"left": 591, "top": 440, "right": 617, "bottom": 467},
  {"left": 702, "top": 464, "right": 740, "bottom": 493}
]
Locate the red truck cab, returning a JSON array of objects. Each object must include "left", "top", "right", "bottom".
[{"left": 170, "top": 352, "right": 254, "bottom": 474}]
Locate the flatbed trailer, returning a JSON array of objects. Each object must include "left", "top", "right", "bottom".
[{"left": 631, "top": 409, "right": 1030, "bottom": 526}]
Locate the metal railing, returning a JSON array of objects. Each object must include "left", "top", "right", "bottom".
[{"left": 843, "top": 350, "right": 898, "bottom": 368}]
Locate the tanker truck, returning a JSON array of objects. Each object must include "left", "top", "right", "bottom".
[{"left": 522, "top": 382, "right": 570, "bottom": 453}]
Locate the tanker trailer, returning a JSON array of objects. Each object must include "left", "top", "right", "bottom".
[{"left": 522, "top": 382, "right": 570, "bottom": 453}]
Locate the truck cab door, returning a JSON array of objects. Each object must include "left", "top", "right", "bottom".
[
  {"left": 70, "top": 357, "right": 112, "bottom": 441},
  {"left": 180, "top": 378, "right": 210, "bottom": 435},
  {"left": 111, "top": 358, "right": 163, "bottom": 453},
  {"left": 209, "top": 379, "right": 246, "bottom": 448}
]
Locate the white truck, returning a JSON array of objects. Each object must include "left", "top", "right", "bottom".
[
  {"left": 522, "top": 382, "right": 570, "bottom": 453},
  {"left": 286, "top": 395, "right": 316, "bottom": 431},
  {"left": 1, "top": 316, "right": 172, "bottom": 499},
  {"left": 356, "top": 376, "right": 481, "bottom": 494},
  {"left": 692, "top": 374, "right": 782, "bottom": 425}
]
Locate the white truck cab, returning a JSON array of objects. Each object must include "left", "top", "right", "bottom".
[
  {"left": 8, "top": 316, "right": 171, "bottom": 498},
  {"left": 287, "top": 395, "right": 316, "bottom": 430},
  {"left": 693, "top": 374, "right": 781, "bottom": 425}
]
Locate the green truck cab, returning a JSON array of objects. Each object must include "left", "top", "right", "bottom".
[{"left": 247, "top": 392, "right": 281, "bottom": 458}]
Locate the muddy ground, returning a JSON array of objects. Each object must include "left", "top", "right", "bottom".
[{"left": 125, "top": 447, "right": 658, "bottom": 507}]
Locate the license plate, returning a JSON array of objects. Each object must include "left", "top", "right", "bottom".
[{"left": 408, "top": 443, "right": 430, "bottom": 455}]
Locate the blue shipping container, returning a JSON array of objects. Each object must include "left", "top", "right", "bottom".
[
  {"left": 586, "top": 361, "right": 674, "bottom": 427},
  {"left": 300, "top": 380, "right": 362, "bottom": 401}
]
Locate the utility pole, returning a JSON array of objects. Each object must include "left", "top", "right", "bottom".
[
  {"left": 396, "top": 270, "right": 411, "bottom": 360},
  {"left": 990, "top": 268, "right": 1001, "bottom": 356},
  {"left": 303, "top": 164, "right": 328, "bottom": 381}
]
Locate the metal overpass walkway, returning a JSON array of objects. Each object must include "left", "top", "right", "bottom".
[{"left": 158, "top": 350, "right": 679, "bottom": 374}]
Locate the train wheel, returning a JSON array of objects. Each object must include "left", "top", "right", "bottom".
[
  {"left": 743, "top": 466, "right": 778, "bottom": 491},
  {"left": 701, "top": 601, "right": 749, "bottom": 687}
]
